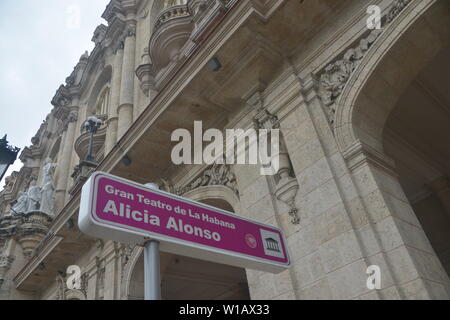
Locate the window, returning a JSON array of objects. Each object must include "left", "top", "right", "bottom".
[
  {"left": 163, "top": 0, "right": 186, "bottom": 9},
  {"left": 95, "top": 86, "right": 110, "bottom": 116}
]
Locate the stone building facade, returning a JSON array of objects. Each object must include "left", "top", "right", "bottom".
[{"left": 1, "top": 0, "right": 450, "bottom": 300}]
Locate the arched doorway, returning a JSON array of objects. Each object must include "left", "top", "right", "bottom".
[
  {"left": 332, "top": 0, "right": 450, "bottom": 298},
  {"left": 383, "top": 44, "right": 450, "bottom": 277},
  {"left": 125, "top": 187, "right": 250, "bottom": 300}
]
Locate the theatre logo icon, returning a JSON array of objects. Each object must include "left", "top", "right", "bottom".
[{"left": 260, "top": 229, "right": 285, "bottom": 259}]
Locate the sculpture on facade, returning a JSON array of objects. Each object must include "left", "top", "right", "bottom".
[
  {"left": 9, "top": 192, "right": 28, "bottom": 216},
  {"left": 26, "top": 180, "right": 41, "bottom": 212},
  {"left": 40, "top": 159, "right": 57, "bottom": 216}
]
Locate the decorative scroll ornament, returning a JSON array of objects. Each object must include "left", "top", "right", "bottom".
[{"left": 318, "top": 0, "right": 412, "bottom": 124}]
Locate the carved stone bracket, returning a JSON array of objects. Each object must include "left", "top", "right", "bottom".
[
  {"left": 0, "top": 211, "right": 54, "bottom": 259},
  {"left": 251, "top": 94, "right": 300, "bottom": 224},
  {"left": 135, "top": 47, "right": 154, "bottom": 97}
]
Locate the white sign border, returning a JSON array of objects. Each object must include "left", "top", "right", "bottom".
[{"left": 79, "top": 171, "right": 291, "bottom": 273}]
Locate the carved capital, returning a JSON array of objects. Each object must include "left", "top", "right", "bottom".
[
  {"left": 125, "top": 23, "right": 136, "bottom": 37},
  {"left": 68, "top": 110, "right": 79, "bottom": 123},
  {"left": 342, "top": 140, "right": 397, "bottom": 176}
]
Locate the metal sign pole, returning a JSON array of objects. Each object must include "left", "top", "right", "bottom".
[
  {"left": 144, "top": 239, "right": 161, "bottom": 300},
  {"left": 144, "top": 183, "right": 161, "bottom": 301}
]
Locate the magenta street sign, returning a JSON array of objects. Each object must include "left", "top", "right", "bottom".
[{"left": 79, "top": 172, "right": 290, "bottom": 273}]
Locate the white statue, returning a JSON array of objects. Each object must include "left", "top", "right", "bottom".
[
  {"left": 40, "top": 159, "right": 57, "bottom": 216},
  {"left": 9, "top": 192, "right": 28, "bottom": 216},
  {"left": 26, "top": 180, "right": 41, "bottom": 212}
]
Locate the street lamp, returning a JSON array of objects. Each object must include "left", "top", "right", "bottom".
[
  {"left": 0, "top": 135, "right": 20, "bottom": 182},
  {"left": 82, "top": 116, "right": 103, "bottom": 162}
]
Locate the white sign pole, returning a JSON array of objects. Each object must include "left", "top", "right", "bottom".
[
  {"left": 144, "top": 239, "right": 161, "bottom": 300},
  {"left": 144, "top": 183, "right": 161, "bottom": 301}
]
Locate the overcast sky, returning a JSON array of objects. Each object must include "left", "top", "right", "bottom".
[{"left": 0, "top": 0, "right": 110, "bottom": 188}]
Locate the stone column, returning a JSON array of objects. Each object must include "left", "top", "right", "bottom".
[
  {"left": 55, "top": 106, "right": 78, "bottom": 212},
  {"left": 105, "top": 47, "right": 124, "bottom": 153},
  {"left": 430, "top": 177, "right": 450, "bottom": 219},
  {"left": 117, "top": 23, "right": 137, "bottom": 140}
]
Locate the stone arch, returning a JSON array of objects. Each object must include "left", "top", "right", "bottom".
[
  {"left": 86, "top": 65, "right": 112, "bottom": 116},
  {"left": 329, "top": 0, "right": 450, "bottom": 298},
  {"left": 48, "top": 136, "right": 62, "bottom": 162},
  {"left": 334, "top": 0, "right": 450, "bottom": 154}
]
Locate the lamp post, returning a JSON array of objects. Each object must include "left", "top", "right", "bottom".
[
  {"left": 0, "top": 135, "right": 20, "bottom": 182},
  {"left": 82, "top": 116, "right": 103, "bottom": 163}
]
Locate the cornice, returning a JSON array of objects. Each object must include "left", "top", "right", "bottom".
[{"left": 102, "top": 0, "right": 125, "bottom": 24}]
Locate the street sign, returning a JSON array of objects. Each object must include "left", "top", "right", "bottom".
[{"left": 79, "top": 172, "right": 290, "bottom": 273}]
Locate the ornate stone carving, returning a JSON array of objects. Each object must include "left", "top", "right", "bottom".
[
  {"left": 65, "top": 75, "right": 75, "bottom": 87},
  {"left": 162, "top": 163, "right": 238, "bottom": 196},
  {"left": 155, "top": 1, "right": 190, "bottom": 30},
  {"left": 102, "top": 0, "right": 124, "bottom": 24},
  {"left": 68, "top": 110, "right": 78, "bottom": 123},
  {"left": 92, "top": 24, "right": 108, "bottom": 45},
  {"left": 274, "top": 158, "right": 300, "bottom": 225},
  {"left": 135, "top": 47, "right": 154, "bottom": 97},
  {"left": 188, "top": 0, "right": 229, "bottom": 46},
  {"left": 188, "top": 0, "right": 211, "bottom": 17},
  {"left": 0, "top": 164, "right": 56, "bottom": 257},
  {"left": 14, "top": 212, "right": 54, "bottom": 258},
  {"left": 95, "top": 258, "right": 106, "bottom": 299},
  {"left": 252, "top": 97, "right": 300, "bottom": 224},
  {"left": 120, "top": 244, "right": 134, "bottom": 269},
  {"left": 0, "top": 255, "right": 14, "bottom": 269},
  {"left": 9, "top": 192, "right": 28, "bottom": 216},
  {"left": 386, "top": 0, "right": 412, "bottom": 24},
  {"left": 149, "top": 0, "right": 193, "bottom": 77},
  {"left": 318, "top": 0, "right": 412, "bottom": 124},
  {"left": 126, "top": 23, "right": 137, "bottom": 38},
  {"left": 318, "top": 29, "right": 382, "bottom": 118},
  {"left": 0, "top": 254, "right": 15, "bottom": 287},
  {"left": 56, "top": 269, "right": 88, "bottom": 300}
]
